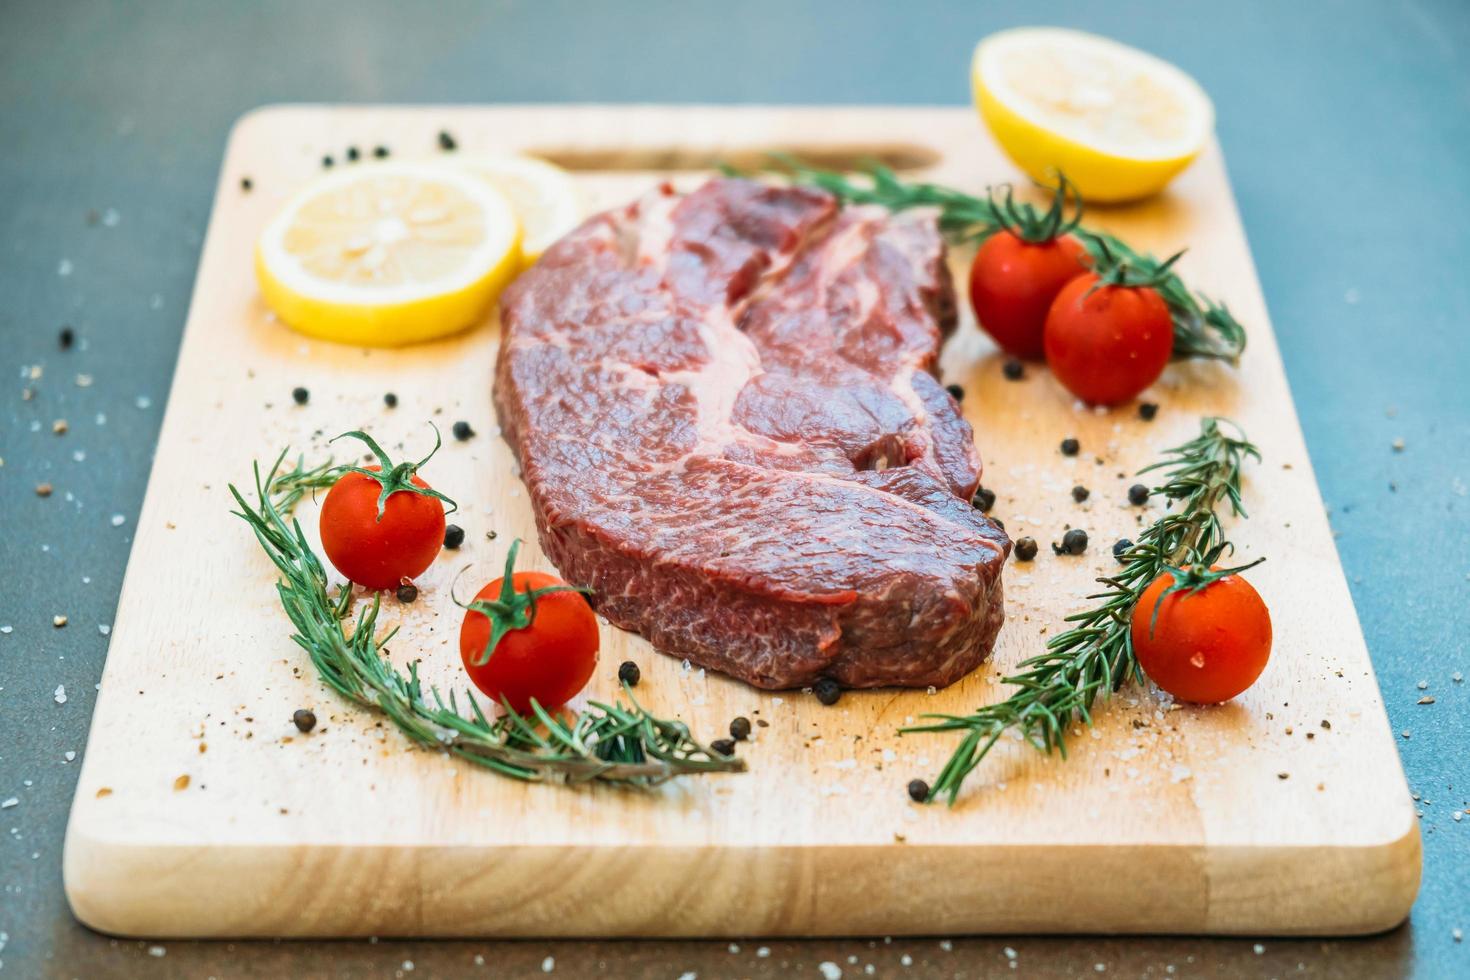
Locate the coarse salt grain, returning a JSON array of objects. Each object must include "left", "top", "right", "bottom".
[
  {"left": 817, "top": 963, "right": 842, "bottom": 980},
  {"left": 1, "top": 798, "right": 17, "bottom": 809},
  {"left": 54, "top": 685, "right": 67, "bottom": 704},
  {"left": 110, "top": 514, "right": 126, "bottom": 527},
  {"left": 149, "top": 945, "right": 166, "bottom": 957},
  {"left": 541, "top": 956, "right": 554, "bottom": 973},
  {"left": 756, "top": 947, "right": 770, "bottom": 958}
]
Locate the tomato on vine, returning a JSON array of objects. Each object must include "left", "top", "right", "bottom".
[
  {"left": 1130, "top": 562, "right": 1272, "bottom": 704},
  {"left": 968, "top": 176, "right": 1089, "bottom": 361},
  {"left": 457, "top": 539, "right": 599, "bottom": 714},
  {"left": 1043, "top": 242, "right": 1178, "bottom": 405},
  {"left": 318, "top": 427, "right": 456, "bottom": 591}
]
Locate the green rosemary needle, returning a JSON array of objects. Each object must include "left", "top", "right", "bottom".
[
  {"left": 771, "top": 158, "right": 1246, "bottom": 363},
  {"left": 231, "top": 449, "right": 744, "bottom": 787},
  {"left": 904, "top": 417, "right": 1261, "bottom": 804}
]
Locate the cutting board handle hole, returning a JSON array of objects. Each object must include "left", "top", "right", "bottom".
[{"left": 527, "top": 144, "right": 942, "bottom": 174}]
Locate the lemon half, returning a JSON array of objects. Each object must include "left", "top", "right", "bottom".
[
  {"left": 456, "top": 153, "right": 583, "bottom": 267},
  {"left": 256, "top": 161, "right": 521, "bottom": 347},
  {"left": 974, "top": 28, "right": 1215, "bottom": 202}
]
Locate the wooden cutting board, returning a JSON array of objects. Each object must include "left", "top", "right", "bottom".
[{"left": 63, "top": 105, "right": 1419, "bottom": 938}]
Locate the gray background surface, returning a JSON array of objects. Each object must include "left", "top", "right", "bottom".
[{"left": 2, "top": 0, "right": 1468, "bottom": 977}]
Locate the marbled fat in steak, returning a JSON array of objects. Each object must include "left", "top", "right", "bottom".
[{"left": 494, "top": 178, "right": 1010, "bottom": 689}]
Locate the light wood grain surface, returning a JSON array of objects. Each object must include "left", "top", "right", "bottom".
[{"left": 62, "top": 105, "right": 1419, "bottom": 938}]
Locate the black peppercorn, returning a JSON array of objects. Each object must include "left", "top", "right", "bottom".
[
  {"left": 1002, "top": 358, "right": 1024, "bottom": 381},
  {"left": 396, "top": 583, "right": 418, "bottom": 603},
  {"left": 240, "top": 177, "right": 253, "bottom": 192},
  {"left": 292, "top": 708, "right": 317, "bottom": 733},
  {"left": 730, "top": 716, "right": 751, "bottom": 741},
  {"left": 945, "top": 382, "right": 965, "bottom": 402},
  {"left": 813, "top": 677, "right": 842, "bottom": 706},
  {"left": 383, "top": 392, "right": 398, "bottom": 408},
  {"left": 438, "top": 130, "right": 458, "bottom": 151},
  {"left": 59, "top": 326, "right": 75, "bottom": 349},
  {"left": 1060, "top": 437, "right": 1080, "bottom": 456},
  {"left": 346, "top": 146, "right": 360, "bottom": 162},
  {"left": 617, "top": 660, "right": 640, "bottom": 686},
  {"left": 1071, "top": 485, "right": 1090, "bottom": 503},
  {"left": 1138, "top": 402, "right": 1159, "bottom": 421},
  {"left": 291, "top": 386, "right": 309, "bottom": 405},
  {"left": 972, "top": 487, "right": 996, "bottom": 512},
  {"left": 1128, "top": 483, "right": 1150, "bottom": 505},
  {"left": 322, "top": 155, "right": 334, "bottom": 168},
  {"left": 451, "top": 420, "right": 475, "bottom": 441},
  {"left": 1113, "top": 538, "right": 1133, "bottom": 562},
  {"left": 1053, "top": 528, "right": 1089, "bottom": 555},
  {"left": 711, "top": 738, "right": 736, "bottom": 757},
  {"left": 907, "top": 778, "right": 930, "bottom": 803},
  {"left": 1013, "top": 536, "right": 1039, "bottom": 561},
  {"left": 444, "top": 524, "right": 465, "bottom": 549},
  {"left": 373, "top": 145, "right": 389, "bottom": 159}
]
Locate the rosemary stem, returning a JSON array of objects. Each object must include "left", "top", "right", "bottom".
[
  {"left": 903, "top": 417, "right": 1260, "bottom": 804},
  {"left": 231, "top": 449, "right": 744, "bottom": 788}
]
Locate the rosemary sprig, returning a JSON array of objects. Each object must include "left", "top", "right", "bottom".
[
  {"left": 771, "top": 158, "right": 1246, "bottom": 363},
  {"left": 904, "top": 418, "right": 1260, "bottom": 804},
  {"left": 230, "top": 448, "right": 744, "bottom": 787}
]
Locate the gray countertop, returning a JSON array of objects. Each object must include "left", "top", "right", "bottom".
[{"left": 3, "top": 0, "right": 1468, "bottom": 976}]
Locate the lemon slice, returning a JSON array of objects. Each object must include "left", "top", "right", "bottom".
[
  {"left": 456, "top": 154, "right": 582, "bottom": 266},
  {"left": 973, "top": 27, "right": 1214, "bottom": 202},
  {"left": 255, "top": 161, "right": 521, "bottom": 347}
]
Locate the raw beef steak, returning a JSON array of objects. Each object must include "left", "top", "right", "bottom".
[{"left": 494, "top": 178, "right": 1010, "bottom": 689}]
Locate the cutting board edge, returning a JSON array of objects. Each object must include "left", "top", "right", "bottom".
[{"left": 64, "top": 814, "right": 1420, "bottom": 938}]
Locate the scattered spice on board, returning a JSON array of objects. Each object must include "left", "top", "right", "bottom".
[
  {"left": 617, "top": 660, "right": 640, "bottom": 686},
  {"left": 1053, "top": 528, "right": 1089, "bottom": 555},
  {"left": 1060, "top": 437, "right": 1080, "bottom": 456}
]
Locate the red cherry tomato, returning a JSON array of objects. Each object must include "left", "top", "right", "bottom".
[
  {"left": 1130, "top": 567, "right": 1273, "bottom": 704},
  {"left": 1043, "top": 273, "right": 1174, "bottom": 405},
  {"left": 318, "top": 429, "right": 455, "bottom": 592},
  {"left": 320, "top": 468, "right": 445, "bottom": 591},
  {"left": 969, "top": 230, "right": 1088, "bottom": 360},
  {"left": 458, "top": 545, "right": 599, "bottom": 714}
]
